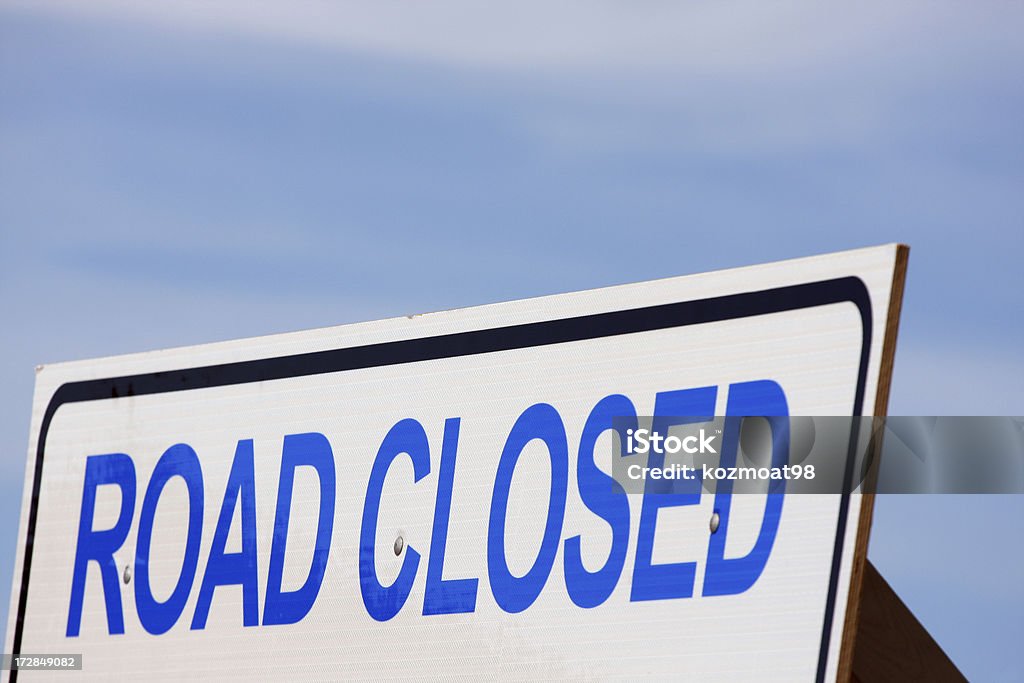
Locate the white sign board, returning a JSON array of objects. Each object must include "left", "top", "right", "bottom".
[{"left": 6, "top": 245, "right": 907, "bottom": 681}]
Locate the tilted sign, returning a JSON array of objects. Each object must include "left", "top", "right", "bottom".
[{"left": 5, "top": 245, "right": 907, "bottom": 681}]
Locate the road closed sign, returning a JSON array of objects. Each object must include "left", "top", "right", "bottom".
[{"left": 6, "top": 245, "right": 908, "bottom": 681}]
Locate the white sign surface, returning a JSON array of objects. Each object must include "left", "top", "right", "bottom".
[{"left": 6, "top": 245, "right": 905, "bottom": 681}]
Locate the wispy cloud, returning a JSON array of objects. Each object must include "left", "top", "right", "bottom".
[{"left": 8, "top": 1, "right": 1021, "bottom": 78}]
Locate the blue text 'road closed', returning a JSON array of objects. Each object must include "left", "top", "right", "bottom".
[{"left": 65, "top": 380, "right": 788, "bottom": 636}]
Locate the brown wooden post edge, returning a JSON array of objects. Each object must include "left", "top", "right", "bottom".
[
  {"left": 835, "top": 244, "right": 909, "bottom": 681},
  {"left": 851, "top": 560, "right": 967, "bottom": 682}
]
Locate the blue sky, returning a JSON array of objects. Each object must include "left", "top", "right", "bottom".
[{"left": 1, "top": 2, "right": 1022, "bottom": 678}]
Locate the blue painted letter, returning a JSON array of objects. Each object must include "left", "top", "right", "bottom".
[
  {"left": 263, "top": 433, "right": 336, "bottom": 625},
  {"left": 488, "top": 403, "right": 568, "bottom": 614},
  {"left": 360, "top": 419, "right": 430, "bottom": 621},
  {"left": 631, "top": 386, "right": 717, "bottom": 602},
  {"left": 423, "top": 418, "right": 479, "bottom": 615},
  {"left": 135, "top": 444, "right": 204, "bottom": 635},
  {"left": 703, "top": 380, "right": 788, "bottom": 596},
  {"left": 192, "top": 439, "right": 259, "bottom": 629},
  {"left": 564, "top": 395, "right": 635, "bottom": 608},
  {"left": 67, "top": 453, "right": 136, "bottom": 637}
]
